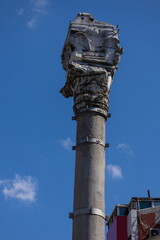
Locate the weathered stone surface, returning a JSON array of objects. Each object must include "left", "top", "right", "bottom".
[
  {"left": 61, "top": 13, "right": 122, "bottom": 73},
  {"left": 60, "top": 13, "right": 123, "bottom": 115},
  {"left": 61, "top": 12, "right": 123, "bottom": 101},
  {"left": 73, "top": 73, "right": 109, "bottom": 114}
]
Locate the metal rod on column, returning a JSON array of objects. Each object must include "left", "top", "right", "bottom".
[{"left": 60, "top": 13, "right": 123, "bottom": 240}]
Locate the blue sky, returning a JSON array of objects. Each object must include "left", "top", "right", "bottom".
[{"left": 0, "top": 0, "right": 160, "bottom": 239}]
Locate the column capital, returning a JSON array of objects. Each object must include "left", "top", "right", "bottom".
[{"left": 60, "top": 13, "right": 123, "bottom": 113}]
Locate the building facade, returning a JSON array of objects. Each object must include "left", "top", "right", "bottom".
[{"left": 106, "top": 198, "right": 160, "bottom": 240}]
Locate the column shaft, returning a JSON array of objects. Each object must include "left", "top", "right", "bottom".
[{"left": 72, "top": 112, "right": 106, "bottom": 240}]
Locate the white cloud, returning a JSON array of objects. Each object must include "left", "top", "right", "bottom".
[
  {"left": 117, "top": 143, "right": 134, "bottom": 156},
  {"left": 31, "top": 0, "right": 48, "bottom": 14},
  {"left": 16, "top": 8, "right": 24, "bottom": 16},
  {"left": 27, "top": 18, "right": 36, "bottom": 28},
  {"left": 107, "top": 164, "right": 123, "bottom": 179},
  {"left": 26, "top": 0, "right": 49, "bottom": 28},
  {"left": 0, "top": 175, "right": 37, "bottom": 203},
  {"left": 61, "top": 137, "right": 74, "bottom": 151},
  {"left": 17, "top": 0, "right": 49, "bottom": 28}
]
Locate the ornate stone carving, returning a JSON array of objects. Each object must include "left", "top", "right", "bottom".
[
  {"left": 73, "top": 73, "right": 109, "bottom": 114},
  {"left": 60, "top": 13, "right": 123, "bottom": 113}
]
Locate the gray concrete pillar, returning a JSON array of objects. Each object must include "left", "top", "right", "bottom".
[
  {"left": 73, "top": 111, "right": 106, "bottom": 240},
  {"left": 60, "top": 13, "right": 122, "bottom": 240}
]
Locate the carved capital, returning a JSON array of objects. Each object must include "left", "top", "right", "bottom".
[
  {"left": 60, "top": 13, "right": 123, "bottom": 113},
  {"left": 73, "top": 73, "right": 110, "bottom": 114}
]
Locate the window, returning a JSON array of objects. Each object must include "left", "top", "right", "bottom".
[
  {"left": 118, "top": 207, "right": 128, "bottom": 216},
  {"left": 139, "top": 201, "right": 152, "bottom": 209},
  {"left": 150, "top": 228, "right": 160, "bottom": 237},
  {"left": 153, "top": 201, "right": 160, "bottom": 207}
]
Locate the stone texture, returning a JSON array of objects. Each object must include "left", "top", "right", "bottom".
[
  {"left": 73, "top": 73, "right": 109, "bottom": 114},
  {"left": 60, "top": 12, "right": 123, "bottom": 104}
]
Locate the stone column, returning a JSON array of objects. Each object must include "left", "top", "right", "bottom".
[{"left": 61, "top": 13, "right": 123, "bottom": 240}]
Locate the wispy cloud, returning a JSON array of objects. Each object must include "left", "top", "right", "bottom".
[
  {"left": 16, "top": 8, "right": 24, "bottom": 16},
  {"left": 27, "top": 0, "right": 49, "bottom": 28},
  {"left": 0, "top": 180, "right": 9, "bottom": 185},
  {"left": 0, "top": 175, "right": 37, "bottom": 203},
  {"left": 27, "top": 18, "right": 36, "bottom": 29},
  {"left": 16, "top": 0, "right": 49, "bottom": 29},
  {"left": 31, "top": 0, "right": 48, "bottom": 14},
  {"left": 61, "top": 137, "right": 74, "bottom": 151},
  {"left": 107, "top": 164, "right": 123, "bottom": 179},
  {"left": 116, "top": 143, "right": 134, "bottom": 156}
]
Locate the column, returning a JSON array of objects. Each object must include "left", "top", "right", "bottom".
[{"left": 60, "top": 13, "right": 123, "bottom": 240}]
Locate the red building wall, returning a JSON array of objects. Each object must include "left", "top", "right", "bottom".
[
  {"left": 117, "top": 216, "right": 127, "bottom": 240},
  {"left": 106, "top": 216, "right": 127, "bottom": 240}
]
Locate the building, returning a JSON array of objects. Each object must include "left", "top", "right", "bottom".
[{"left": 106, "top": 198, "right": 160, "bottom": 240}]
